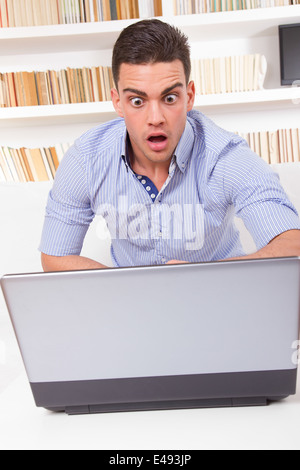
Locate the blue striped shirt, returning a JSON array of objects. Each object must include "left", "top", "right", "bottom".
[{"left": 39, "top": 110, "right": 300, "bottom": 267}]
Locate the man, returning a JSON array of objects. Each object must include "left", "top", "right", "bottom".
[{"left": 40, "top": 19, "right": 300, "bottom": 272}]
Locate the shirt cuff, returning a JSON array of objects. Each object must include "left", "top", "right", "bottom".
[
  {"left": 39, "top": 216, "right": 90, "bottom": 257},
  {"left": 241, "top": 202, "right": 300, "bottom": 250}
]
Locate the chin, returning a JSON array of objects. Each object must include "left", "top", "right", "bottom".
[{"left": 147, "top": 153, "right": 172, "bottom": 163}]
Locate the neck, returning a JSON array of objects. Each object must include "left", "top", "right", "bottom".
[{"left": 128, "top": 141, "right": 172, "bottom": 192}]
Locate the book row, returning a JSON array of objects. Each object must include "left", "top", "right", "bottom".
[
  {"left": 0, "top": 143, "right": 71, "bottom": 182},
  {"left": 0, "top": 66, "right": 114, "bottom": 107},
  {"left": 0, "top": 54, "right": 268, "bottom": 109},
  {"left": 191, "top": 54, "right": 267, "bottom": 95},
  {"left": 0, "top": 0, "right": 163, "bottom": 27},
  {"left": 237, "top": 129, "right": 300, "bottom": 164},
  {"left": 1, "top": 129, "right": 299, "bottom": 182},
  {"left": 174, "top": 0, "right": 300, "bottom": 14}
]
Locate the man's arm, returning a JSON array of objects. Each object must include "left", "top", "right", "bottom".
[
  {"left": 166, "top": 229, "right": 300, "bottom": 265},
  {"left": 229, "top": 229, "right": 300, "bottom": 261},
  {"left": 41, "top": 253, "right": 108, "bottom": 272}
]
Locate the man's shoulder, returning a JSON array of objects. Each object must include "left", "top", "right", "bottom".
[
  {"left": 75, "top": 117, "right": 126, "bottom": 155},
  {"left": 188, "top": 109, "right": 242, "bottom": 156}
]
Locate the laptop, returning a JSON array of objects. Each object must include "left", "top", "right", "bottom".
[{"left": 1, "top": 257, "right": 300, "bottom": 415}]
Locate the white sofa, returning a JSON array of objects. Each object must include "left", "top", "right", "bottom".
[{"left": 0, "top": 163, "right": 300, "bottom": 319}]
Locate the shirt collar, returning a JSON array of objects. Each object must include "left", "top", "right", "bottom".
[{"left": 121, "top": 119, "right": 195, "bottom": 174}]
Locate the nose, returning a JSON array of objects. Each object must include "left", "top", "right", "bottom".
[{"left": 147, "top": 101, "right": 166, "bottom": 127}]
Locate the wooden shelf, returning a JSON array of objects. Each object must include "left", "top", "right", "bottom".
[
  {"left": 195, "top": 88, "right": 300, "bottom": 111},
  {"left": 0, "top": 88, "right": 299, "bottom": 127},
  {"left": 0, "top": 102, "right": 117, "bottom": 127}
]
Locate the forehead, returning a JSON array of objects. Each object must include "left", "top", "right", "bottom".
[{"left": 118, "top": 60, "right": 186, "bottom": 92}]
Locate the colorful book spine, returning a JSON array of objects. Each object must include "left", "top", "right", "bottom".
[
  {"left": 0, "top": 143, "right": 71, "bottom": 182},
  {"left": 0, "top": 66, "right": 114, "bottom": 107},
  {"left": 173, "top": 0, "right": 299, "bottom": 14},
  {"left": 0, "top": 0, "right": 162, "bottom": 27},
  {"left": 191, "top": 54, "right": 267, "bottom": 95},
  {"left": 236, "top": 128, "right": 300, "bottom": 165}
]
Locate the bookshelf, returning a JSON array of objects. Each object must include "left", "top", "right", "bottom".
[
  {"left": 0, "top": 3, "right": 300, "bottom": 150},
  {"left": 1, "top": 88, "right": 299, "bottom": 125}
]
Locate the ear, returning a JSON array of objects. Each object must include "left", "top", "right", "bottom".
[
  {"left": 111, "top": 88, "right": 124, "bottom": 118},
  {"left": 186, "top": 81, "right": 196, "bottom": 112}
]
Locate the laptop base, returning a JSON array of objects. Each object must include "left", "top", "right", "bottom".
[
  {"left": 31, "top": 369, "right": 297, "bottom": 415},
  {"left": 64, "top": 397, "right": 272, "bottom": 415}
]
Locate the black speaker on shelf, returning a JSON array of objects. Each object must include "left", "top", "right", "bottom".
[{"left": 279, "top": 23, "right": 300, "bottom": 86}]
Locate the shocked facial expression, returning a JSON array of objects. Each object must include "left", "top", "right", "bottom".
[{"left": 111, "top": 60, "right": 195, "bottom": 167}]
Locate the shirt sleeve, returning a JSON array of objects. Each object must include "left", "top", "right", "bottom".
[
  {"left": 39, "top": 141, "right": 94, "bottom": 257},
  {"left": 221, "top": 137, "right": 300, "bottom": 250}
]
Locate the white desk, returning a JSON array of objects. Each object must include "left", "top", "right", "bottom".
[{"left": 1, "top": 314, "right": 300, "bottom": 450}]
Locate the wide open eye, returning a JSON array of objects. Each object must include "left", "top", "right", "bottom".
[
  {"left": 130, "top": 97, "right": 144, "bottom": 107},
  {"left": 164, "top": 94, "right": 177, "bottom": 104}
]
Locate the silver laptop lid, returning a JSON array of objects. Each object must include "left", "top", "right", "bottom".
[{"left": 1, "top": 258, "right": 300, "bottom": 385}]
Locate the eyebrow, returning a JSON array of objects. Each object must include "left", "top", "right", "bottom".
[{"left": 122, "top": 82, "right": 184, "bottom": 98}]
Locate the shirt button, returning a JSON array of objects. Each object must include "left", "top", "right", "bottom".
[
  {"left": 158, "top": 231, "right": 163, "bottom": 237},
  {"left": 161, "top": 257, "right": 167, "bottom": 263}
]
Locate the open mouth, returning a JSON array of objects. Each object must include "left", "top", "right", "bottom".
[{"left": 148, "top": 135, "right": 167, "bottom": 143}]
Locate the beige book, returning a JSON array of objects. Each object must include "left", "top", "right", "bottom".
[
  {"left": 37, "top": 72, "right": 50, "bottom": 105},
  {"left": 29, "top": 148, "right": 49, "bottom": 181},
  {"left": 10, "top": 148, "right": 26, "bottom": 182},
  {"left": 66, "top": 68, "right": 76, "bottom": 104},
  {"left": 50, "top": 0, "right": 59, "bottom": 24},
  {"left": 90, "top": 67, "right": 100, "bottom": 101},
  {"left": 16, "top": 147, "right": 31, "bottom": 181},
  {"left": 82, "top": 67, "right": 91, "bottom": 102},
  {"left": 0, "top": 74, "right": 6, "bottom": 107},
  {"left": 40, "top": 147, "right": 53, "bottom": 180},
  {"left": 99, "top": 66, "right": 106, "bottom": 101},
  {"left": 200, "top": 59, "right": 206, "bottom": 95},
  {"left": 278, "top": 129, "right": 287, "bottom": 163},
  {"left": 13, "top": 0, "right": 23, "bottom": 26},
  {"left": 286, "top": 129, "right": 294, "bottom": 163},
  {"left": 248, "top": 55, "right": 255, "bottom": 92},
  {"left": 0, "top": 0, "right": 8, "bottom": 27},
  {"left": 19, "top": 147, "right": 34, "bottom": 181},
  {"left": 6, "top": 73, "right": 17, "bottom": 107},
  {"left": 24, "top": 148, "right": 39, "bottom": 181},
  {"left": 7, "top": 0, "right": 15, "bottom": 26},
  {"left": 49, "top": 146, "right": 60, "bottom": 171},
  {"left": 2, "top": 146, "right": 19, "bottom": 181},
  {"left": 154, "top": 0, "right": 162, "bottom": 16},
  {"left": 15, "top": 72, "right": 25, "bottom": 106},
  {"left": 231, "top": 56, "right": 236, "bottom": 93},
  {"left": 291, "top": 128, "right": 300, "bottom": 163},
  {"left": 213, "top": 58, "right": 221, "bottom": 94},
  {"left": 95, "top": 66, "right": 103, "bottom": 102},
  {"left": 102, "top": 0, "right": 111, "bottom": 20},
  {"left": 239, "top": 55, "right": 244, "bottom": 92},
  {"left": 23, "top": 71, "right": 39, "bottom": 106},
  {"left": 0, "top": 147, "right": 14, "bottom": 181},
  {"left": 225, "top": 56, "right": 231, "bottom": 94}
]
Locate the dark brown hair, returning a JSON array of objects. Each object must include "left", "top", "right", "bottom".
[{"left": 112, "top": 19, "right": 191, "bottom": 88}]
